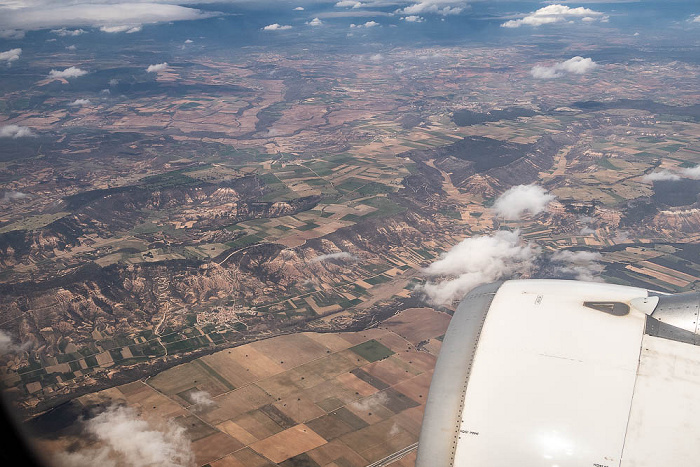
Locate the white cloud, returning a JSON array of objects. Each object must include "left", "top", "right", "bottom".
[
  {"left": 49, "top": 66, "right": 88, "bottom": 79},
  {"left": 681, "top": 165, "right": 700, "bottom": 179},
  {"left": 614, "top": 231, "right": 629, "bottom": 243},
  {"left": 184, "top": 39, "right": 193, "bottom": 43},
  {"left": 100, "top": 24, "right": 142, "bottom": 33},
  {"left": 691, "top": 14, "right": 700, "bottom": 23},
  {"left": 388, "top": 421, "right": 400, "bottom": 437},
  {"left": 54, "top": 405, "right": 194, "bottom": 467},
  {"left": 551, "top": 250, "right": 603, "bottom": 281},
  {"left": 0, "top": 125, "right": 34, "bottom": 138},
  {"left": 146, "top": 62, "right": 168, "bottom": 73},
  {"left": 556, "top": 56, "right": 597, "bottom": 74},
  {"left": 501, "top": 4, "right": 607, "bottom": 28},
  {"left": 0, "top": 29, "right": 25, "bottom": 39},
  {"left": 336, "top": 1, "right": 364, "bottom": 8},
  {"left": 492, "top": 184, "right": 555, "bottom": 220},
  {"left": 420, "top": 230, "right": 538, "bottom": 305},
  {"left": 369, "top": 53, "right": 383, "bottom": 61},
  {"left": 50, "top": 28, "right": 86, "bottom": 36},
  {"left": 109, "top": 78, "right": 119, "bottom": 86},
  {"left": 66, "top": 45, "right": 77, "bottom": 50},
  {"left": 401, "top": 15, "right": 424, "bottom": 22},
  {"left": 531, "top": 56, "right": 597, "bottom": 79},
  {"left": 643, "top": 170, "right": 681, "bottom": 182},
  {"left": 262, "top": 23, "right": 292, "bottom": 31},
  {"left": 0, "top": 330, "right": 30, "bottom": 353},
  {"left": 0, "top": 3, "right": 216, "bottom": 33},
  {"left": 351, "top": 20, "right": 379, "bottom": 28},
  {"left": 350, "top": 391, "right": 388, "bottom": 412},
  {"left": 398, "top": 0, "right": 465, "bottom": 16},
  {"left": 189, "top": 390, "right": 215, "bottom": 411},
  {"left": 307, "top": 17, "right": 323, "bottom": 26},
  {"left": 311, "top": 251, "right": 357, "bottom": 263},
  {"left": 294, "top": 7, "right": 305, "bottom": 11},
  {"left": 69, "top": 98, "right": 91, "bottom": 106},
  {"left": 2, "top": 191, "right": 29, "bottom": 203},
  {"left": 0, "top": 48, "right": 21, "bottom": 65},
  {"left": 0, "top": 331, "right": 15, "bottom": 353},
  {"left": 644, "top": 166, "right": 700, "bottom": 181}
]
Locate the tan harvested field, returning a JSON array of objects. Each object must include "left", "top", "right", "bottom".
[
  {"left": 201, "top": 385, "right": 274, "bottom": 426},
  {"left": 192, "top": 432, "right": 245, "bottom": 465},
  {"left": 379, "top": 308, "right": 451, "bottom": 345},
  {"left": 52, "top": 309, "right": 451, "bottom": 466},
  {"left": 249, "top": 333, "right": 330, "bottom": 368},
  {"left": 250, "top": 424, "right": 327, "bottom": 463},
  {"left": 147, "top": 360, "right": 232, "bottom": 398},
  {"left": 359, "top": 361, "right": 413, "bottom": 389}
]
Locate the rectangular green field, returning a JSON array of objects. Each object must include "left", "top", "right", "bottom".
[{"left": 349, "top": 340, "right": 394, "bottom": 363}]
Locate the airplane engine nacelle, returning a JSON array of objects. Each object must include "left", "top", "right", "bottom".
[{"left": 416, "top": 280, "right": 700, "bottom": 467}]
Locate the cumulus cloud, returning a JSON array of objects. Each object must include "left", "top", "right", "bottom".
[
  {"left": 350, "top": 391, "right": 388, "bottom": 412},
  {"left": 146, "top": 62, "right": 168, "bottom": 73},
  {"left": 66, "top": 45, "right": 77, "bottom": 51},
  {"left": 614, "top": 231, "right": 630, "bottom": 243},
  {"left": 0, "top": 125, "right": 34, "bottom": 138},
  {"left": 397, "top": 0, "right": 465, "bottom": 16},
  {"left": 644, "top": 170, "right": 681, "bottom": 182},
  {"left": 100, "top": 24, "right": 142, "bottom": 33},
  {"left": 49, "top": 66, "right": 88, "bottom": 79},
  {"left": 531, "top": 56, "right": 597, "bottom": 79},
  {"left": 50, "top": 28, "right": 86, "bottom": 36},
  {"left": 2, "top": 191, "right": 30, "bottom": 203},
  {"left": 0, "top": 330, "right": 30, "bottom": 354},
  {"left": 501, "top": 4, "right": 608, "bottom": 28},
  {"left": 0, "top": 3, "right": 216, "bottom": 34},
  {"left": 0, "top": 48, "right": 21, "bottom": 65},
  {"left": 310, "top": 252, "right": 357, "bottom": 263},
  {"left": 0, "top": 331, "right": 16, "bottom": 353},
  {"left": 294, "top": 6, "right": 305, "bottom": 11},
  {"left": 307, "top": 17, "right": 323, "bottom": 26},
  {"left": 420, "top": 230, "right": 538, "bottom": 305},
  {"left": 369, "top": 53, "right": 383, "bottom": 61},
  {"left": 388, "top": 422, "right": 400, "bottom": 437},
  {"left": 681, "top": 165, "right": 700, "bottom": 179},
  {"left": 401, "top": 15, "right": 424, "bottom": 22},
  {"left": 262, "top": 23, "right": 292, "bottom": 31},
  {"left": 350, "top": 20, "right": 379, "bottom": 28},
  {"left": 551, "top": 250, "right": 604, "bottom": 281},
  {"left": 54, "top": 405, "right": 194, "bottom": 467},
  {"left": 0, "top": 29, "right": 25, "bottom": 39},
  {"left": 188, "top": 390, "right": 215, "bottom": 411},
  {"left": 69, "top": 98, "right": 91, "bottom": 106},
  {"left": 644, "top": 166, "right": 700, "bottom": 181},
  {"left": 492, "top": 184, "right": 555, "bottom": 220},
  {"left": 336, "top": 1, "right": 364, "bottom": 8}
]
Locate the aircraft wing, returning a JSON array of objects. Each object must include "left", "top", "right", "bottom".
[{"left": 416, "top": 279, "right": 700, "bottom": 467}]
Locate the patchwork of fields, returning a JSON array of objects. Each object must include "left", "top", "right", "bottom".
[{"left": 40, "top": 308, "right": 450, "bottom": 467}]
